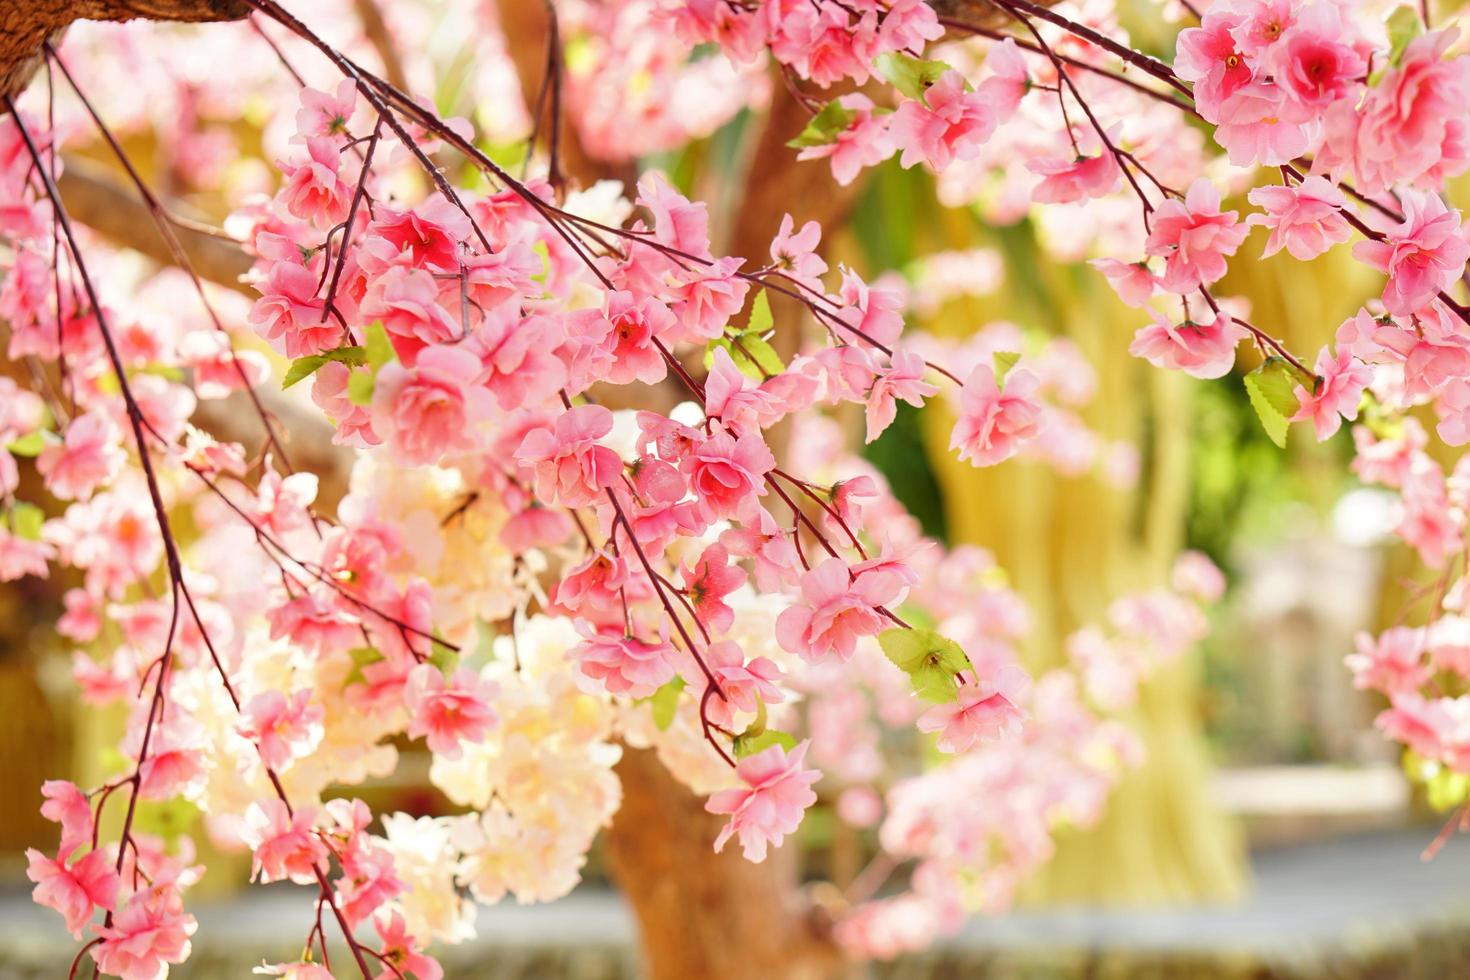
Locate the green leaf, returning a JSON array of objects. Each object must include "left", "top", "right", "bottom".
[
  {"left": 785, "top": 99, "right": 858, "bottom": 149},
  {"left": 8, "top": 501, "right": 45, "bottom": 541},
  {"left": 364, "top": 323, "right": 395, "bottom": 371},
  {"left": 735, "top": 334, "right": 786, "bottom": 377},
  {"left": 341, "top": 646, "right": 384, "bottom": 689},
  {"left": 283, "top": 355, "right": 328, "bottom": 390},
  {"left": 650, "top": 677, "right": 686, "bottom": 731},
  {"left": 992, "top": 351, "right": 1021, "bottom": 388},
  {"left": 427, "top": 642, "right": 458, "bottom": 676},
  {"left": 748, "top": 288, "right": 774, "bottom": 334},
  {"left": 878, "top": 626, "right": 969, "bottom": 703},
  {"left": 875, "top": 52, "right": 954, "bottom": 102},
  {"left": 733, "top": 728, "right": 798, "bottom": 760},
  {"left": 1243, "top": 356, "right": 1306, "bottom": 449},
  {"left": 347, "top": 369, "right": 376, "bottom": 406},
  {"left": 5, "top": 431, "right": 46, "bottom": 457}
]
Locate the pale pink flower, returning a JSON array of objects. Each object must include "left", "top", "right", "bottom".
[
  {"left": 681, "top": 543, "right": 746, "bottom": 635},
  {"left": 27, "top": 847, "right": 118, "bottom": 938},
  {"left": 682, "top": 430, "right": 775, "bottom": 522},
  {"left": 248, "top": 257, "right": 333, "bottom": 359},
  {"left": 40, "top": 779, "right": 93, "bottom": 860},
  {"left": 865, "top": 350, "right": 938, "bottom": 442},
  {"left": 638, "top": 171, "right": 711, "bottom": 258},
  {"left": 404, "top": 665, "right": 499, "bottom": 759},
  {"left": 514, "top": 405, "right": 624, "bottom": 508},
  {"left": 1247, "top": 177, "right": 1351, "bottom": 261},
  {"left": 361, "top": 265, "right": 459, "bottom": 365},
  {"left": 1353, "top": 192, "right": 1469, "bottom": 316},
  {"left": 1291, "top": 345, "right": 1370, "bottom": 441},
  {"left": 37, "top": 413, "right": 123, "bottom": 501},
  {"left": 1027, "top": 148, "right": 1120, "bottom": 204},
  {"left": 1089, "top": 258, "right": 1157, "bottom": 307},
  {"left": 570, "top": 626, "right": 676, "bottom": 698},
  {"left": 236, "top": 690, "right": 325, "bottom": 772},
  {"left": 979, "top": 37, "right": 1029, "bottom": 119},
  {"left": 1347, "top": 627, "right": 1431, "bottom": 697},
  {"left": 775, "top": 558, "right": 903, "bottom": 663},
  {"left": 890, "top": 70, "right": 998, "bottom": 172},
  {"left": 241, "top": 799, "right": 324, "bottom": 885},
  {"left": 277, "top": 138, "right": 351, "bottom": 228},
  {"left": 1215, "top": 81, "right": 1312, "bottom": 168},
  {"left": 948, "top": 364, "right": 1043, "bottom": 466},
  {"left": 795, "top": 94, "right": 895, "bottom": 186},
  {"left": 916, "top": 665, "right": 1030, "bottom": 753},
  {"left": 720, "top": 508, "right": 800, "bottom": 592},
  {"left": 704, "top": 640, "right": 785, "bottom": 728},
  {"left": 91, "top": 884, "right": 197, "bottom": 980},
  {"left": 295, "top": 78, "right": 357, "bottom": 141},
  {"left": 371, "top": 345, "right": 493, "bottom": 466},
  {"left": 706, "top": 740, "right": 820, "bottom": 862},
  {"left": 1128, "top": 310, "right": 1246, "bottom": 380},
  {"left": 769, "top": 214, "right": 828, "bottom": 292},
  {"left": 1144, "top": 179, "right": 1248, "bottom": 293},
  {"left": 375, "top": 911, "right": 443, "bottom": 980},
  {"left": 1171, "top": 550, "right": 1226, "bottom": 603}
]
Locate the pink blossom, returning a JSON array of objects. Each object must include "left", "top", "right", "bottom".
[
  {"left": 706, "top": 740, "right": 820, "bottom": 862},
  {"left": 598, "top": 292, "right": 675, "bottom": 385},
  {"left": 1267, "top": 5, "right": 1364, "bottom": 110},
  {"left": 704, "top": 347, "right": 778, "bottom": 433},
  {"left": 948, "top": 364, "right": 1043, "bottom": 466},
  {"left": 681, "top": 543, "right": 746, "bottom": 635},
  {"left": 470, "top": 312, "right": 567, "bottom": 409},
  {"left": 1346, "top": 627, "right": 1431, "bottom": 697},
  {"left": 277, "top": 138, "right": 351, "bottom": 228},
  {"left": 514, "top": 405, "right": 624, "bottom": 508},
  {"left": 371, "top": 345, "right": 493, "bottom": 466},
  {"left": 362, "top": 265, "right": 459, "bottom": 365},
  {"left": 27, "top": 847, "right": 118, "bottom": 938},
  {"left": 1353, "top": 192, "right": 1469, "bottom": 316},
  {"left": 267, "top": 591, "right": 360, "bottom": 656},
  {"left": 248, "top": 257, "right": 334, "bottom": 359},
  {"left": 295, "top": 78, "right": 357, "bottom": 141},
  {"left": 979, "top": 37, "right": 1029, "bottom": 119},
  {"left": 775, "top": 558, "right": 903, "bottom": 663},
  {"left": 404, "top": 665, "right": 499, "bottom": 759},
  {"left": 1129, "top": 310, "right": 1246, "bottom": 380},
  {"left": 1291, "top": 345, "right": 1370, "bottom": 441},
  {"left": 370, "top": 195, "right": 471, "bottom": 274},
  {"left": 769, "top": 214, "right": 828, "bottom": 292},
  {"left": 682, "top": 430, "right": 775, "bottom": 522},
  {"left": 1247, "top": 177, "right": 1351, "bottom": 261},
  {"left": 91, "top": 884, "right": 197, "bottom": 980},
  {"left": 720, "top": 508, "right": 800, "bottom": 592},
  {"left": 375, "top": 911, "right": 443, "bottom": 980},
  {"left": 671, "top": 256, "right": 750, "bottom": 342},
  {"left": 1027, "top": 148, "right": 1120, "bottom": 205},
  {"left": 889, "top": 70, "right": 998, "bottom": 172},
  {"left": 1214, "top": 81, "right": 1311, "bottom": 166},
  {"left": 241, "top": 799, "right": 324, "bottom": 885},
  {"left": 236, "top": 690, "right": 325, "bottom": 772},
  {"left": 1089, "top": 259, "right": 1157, "bottom": 307},
  {"left": 1144, "top": 179, "right": 1248, "bottom": 293},
  {"left": 570, "top": 626, "right": 676, "bottom": 698},
  {"left": 705, "top": 640, "right": 785, "bottom": 728},
  {"left": 638, "top": 172, "right": 711, "bottom": 258},
  {"left": 335, "top": 841, "right": 404, "bottom": 929},
  {"left": 865, "top": 350, "right": 938, "bottom": 442},
  {"left": 37, "top": 413, "right": 123, "bottom": 501},
  {"left": 916, "top": 665, "right": 1030, "bottom": 753},
  {"left": 795, "top": 94, "right": 895, "bottom": 186},
  {"left": 1174, "top": 11, "right": 1252, "bottom": 119},
  {"left": 41, "top": 779, "right": 93, "bottom": 860},
  {"left": 1171, "top": 550, "right": 1226, "bottom": 603}
]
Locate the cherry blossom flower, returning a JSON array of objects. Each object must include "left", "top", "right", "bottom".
[
  {"left": 949, "top": 363, "right": 1043, "bottom": 466},
  {"left": 372, "top": 345, "right": 494, "bottom": 466},
  {"left": 241, "top": 799, "right": 324, "bottom": 885},
  {"left": 916, "top": 665, "right": 1031, "bottom": 753},
  {"left": 706, "top": 740, "right": 821, "bottom": 862},
  {"left": 1353, "top": 192, "right": 1470, "bottom": 316},
  {"left": 1144, "top": 179, "right": 1249, "bottom": 293},
  {"left": 91, "top": 884, "right": 197, "bottom": 980},
  {"left": 776, "top": 558, "right": 903, "bottom": 663},
  {"left": 236, "top": 690, "right": 325, "bottom": 772},
  {"left": 1291, "top": 345, "right": 1371, "bottom": 441},
  {"left": 890, "top": 70, "right": 998, "bottom": 172},
  {"left": 1128, "top": 310, "right": 1246, "bottom": 380},
  {"left": 26, "top": 847, "right": 118, "bottom": 938},
  {"left": 1247, "top": 177, "right": 1351, "bottom": 261},
  {"left": 405, "top": 665, "right": 500, "bottom": 759},
  {"left": 569, "top": 626, "right": 676, "bottom": 698}
]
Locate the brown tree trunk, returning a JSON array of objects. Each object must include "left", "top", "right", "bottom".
[{"left": 603, "top": 748, "right": 846, "bottom": 980}]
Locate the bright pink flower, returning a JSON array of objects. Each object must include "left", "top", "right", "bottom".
[
  {"left": 362, "top": 265, "right": 459, "bottom": 364},
  {"left": 469, "top": 312, "right": 567, "bottom": 409},
  {"left": 889, "top": 70, "right": 998, "bottom": 172},
  {"left": 1267, "top": 4, "right": 1364, "bottom": 110},
  {"left": 295, "top": 78, "right": 357, "bottom": 141},
  {"left": 1089, "top": 258, "right": 1157, "bottom": 307},
  {"left": 91, "top": 884, "right": 197, "bottom": 980},
  {"left": 1027, "top": 148, "right": 1120, "bottom": 205},
  {"left": 1247, "top": 177, "right": 1351, "bottom": 261},
  {"left": 704, "top": 347, "right": 778, "bottom": 433},
  {"left": 552, "top": 549, "right": 632, "bottom": 625},
  {"left": 371, "top": 345, "right": 493, "bottom": 466},
  {"left": 865, "top": 350, "right": 938, "bottom": 443},
  {"left": 1129, "top": 310, "right": 1246, "bottom": 380},
  {"left": 40, "top": 779, "right": 93, "bottom": 860},
  {"left": 375, "top": 911, "right": 444, "bottom": 980},
  {"left": 335, "top": 841, "right": 404, "bottom": 929},
  {"left": 916, "top": 664, "right": 1030, "bottom": 752},
  {"left": 404, "top": 665, "right": 499, "bottom": 759},
  {"left": 705, "top": 640, "right": 785, "bottom": 728},
  {"left": 671, "top": 256, "right": 750, "bottom": 342},
  {"left": 682, "top": 429, "right": 775, "bottom": 522},
  {"left": 1347, "top": 627, "right": 1431, "bottom": 697},
  {"left": 1291, "top": 345, "right": 1370, "bottom": 441},
  {"left": 248, "top": 257, "right": 334, "bottom": 359},
  {"left": 236, "top": 690, "right": 325, "bottom": 772},
  {"left": 720, "top": 508, "right": 800, "bottom": 592},
  {"left": 370, "top": 195, "right": 471, "bottom": 274},
  {"left": 776, "top": 558, "right": 904, "bottom": 663},
  {"left": 795, "top": 93, "right": 895, "bottom": 186},
  {"left": 706, "top": 739, "right": 820, "bottom": 862},
  {"left": 241, "top": 799, "right": 324, "bottom": 885},
  {"left": 570, "top": 626, "right": 676, "bottom": 698},
  {"left": 598, "top": 291, "right": 675, "bottom": 385},
  {"left": 1353, "top": 192, "right": 1469, "bottom": 316},
  {"left": 277, "top": 138, "right": 351, "bottom": 228},
  {"left": 638, "top": 172, "right": 711, "bottom": 258},
  {"left": 681, "top": 543, "right": 746, "bottom": 635},
  {"left": 514, "top": 405, "right": 624, "bottom": 508},
  {"left": 37, "top": 413, "right": 123, "bottom": 501},
  {"left": 27, "top": 847, "right": 118, "bottom": 938},
  {"left": 949, "top": 364, "right": 1043, "bottom": 466},
  {"left": 1174, "top": 11, "right": 1252, "bottom": 119},
  {"left": 1144, "top": 179, "right": 1249, "bottom": 293}
]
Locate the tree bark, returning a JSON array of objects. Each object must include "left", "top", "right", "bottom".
[
  {"left": 602, "top": 748, "right": 846, "bottom": 980},
  {"left": 1, "top": 0, "right": 249, "bottom": 100}
]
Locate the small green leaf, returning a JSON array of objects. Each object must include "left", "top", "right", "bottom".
[
  {"left": 875, "top": 52, "right": 954, "bottom": 102},
  {"left": 5, "top": 431, "right": 46, "bottom": 457},
  {"left": 748, "top": 288, "right": 774, "bottom": 335},
  {"left": 8, "top": 501, "right": 45, "bottom": 541},
  {"left": 341, "top": 645, "right": 384, "bottom": 689},
  {"left": 992, "top": 351, "right": 1021, "bottom": 388},
  {"left": 735, "top": 334, "right": 785, "bottom": 377},
  {"left": 733, "top": 728, "right": 798, "bottom": 760},
  {"left": 364, "top": 323, "right": 395, "bottom": 371},
  {"left": 785, "top": 100, "right": 858, "bottom": 149},
  {"left": 427, "top": 642, "right": 458, "bottom": 676},
  {"left": 347, "top": 368, "right": 376, "bottom": 406},
  {"left": 878, "top": 626, "right": 969, "bottom": 703},
  {"left": 283, "top": 355, "right": 328, "bottom": 390},
  {"left": 1244, "top": 355, "right": 1306, "bottom": 449},
  {"left": 650, "top": 677, "right": 685, "bottom": 731}
]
